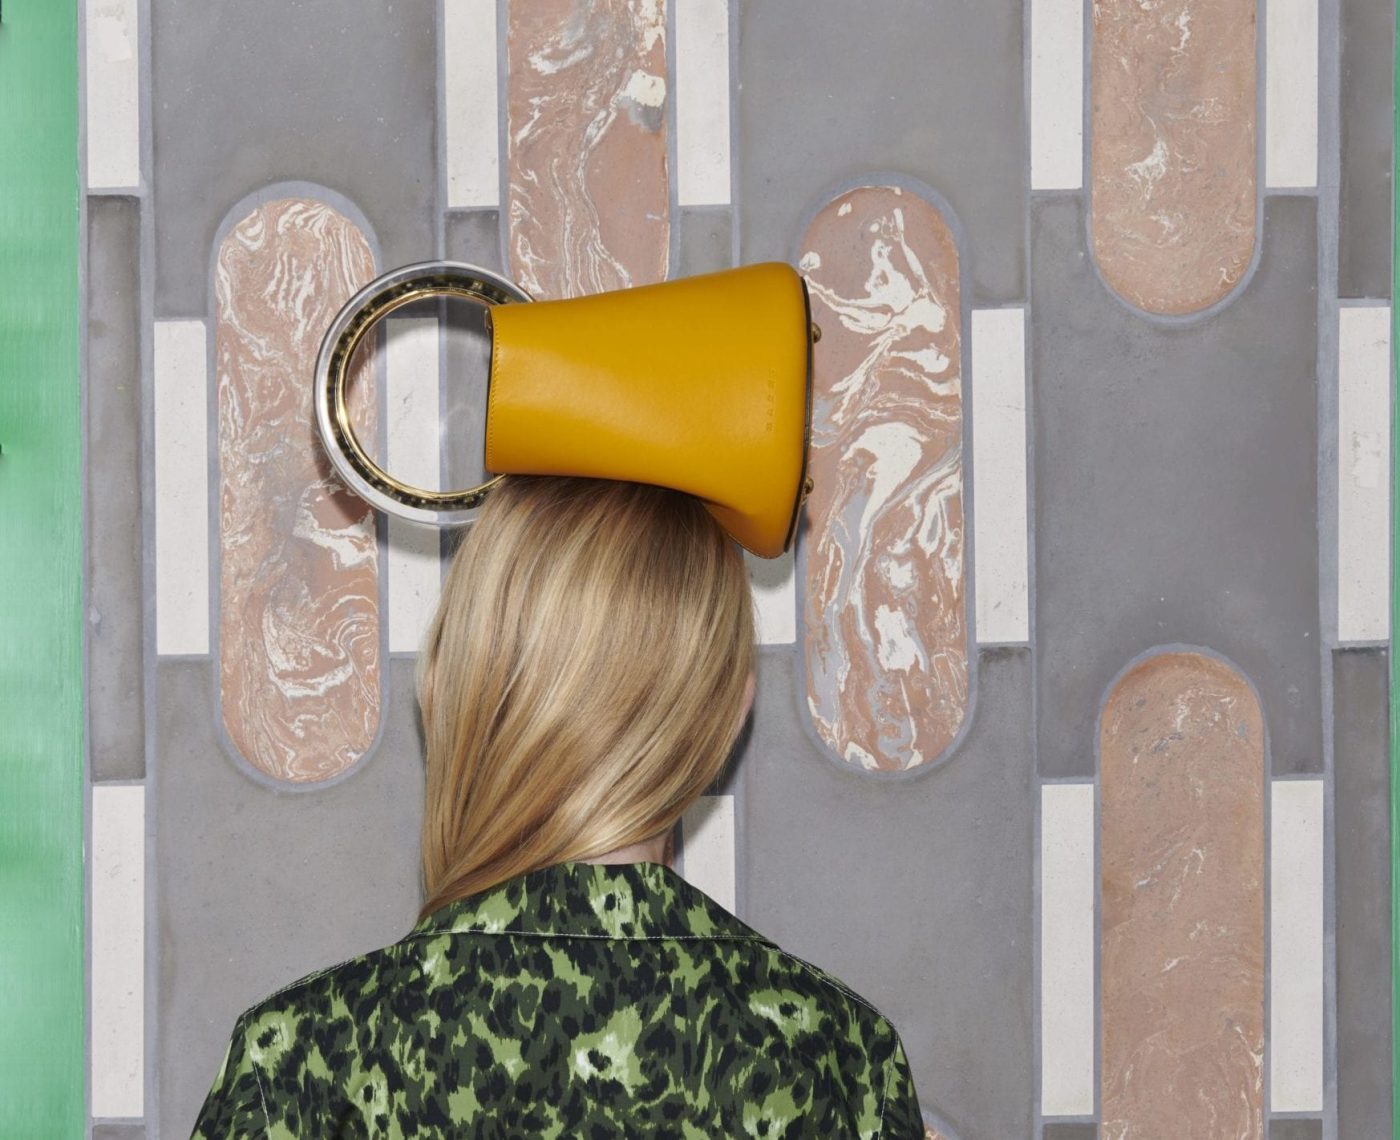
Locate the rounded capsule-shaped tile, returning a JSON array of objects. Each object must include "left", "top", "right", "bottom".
[
  {"left": 215, "top": 198, "right": 382, "bottom": 783},
  {"left": 1090, "top": 0, "right": 1258, "bottom": 315},
  {"left": 505, "top": 0, "right": 670, "bottom": 299},
  {"left": 1099, "top": 650, "right": 1264, "bottom": 1134},
  {"left": 798, "top": 185, "right": 968, "bottom": 772}
]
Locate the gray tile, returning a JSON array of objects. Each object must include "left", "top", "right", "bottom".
[
  {"left": 1335, "top": 647, "right": 1392, "bottom": 1139},
  {"left": 156, "top": 658, "right": 426, "bottom": 1137},
  {"left": 93, "top": 1124, "right": 145, "bottom": 1140},
  {"left": 735, "top": 0, "right": 1025, "bottom": 305},
  {"left": 675, "top": 699, "right": 750, "bottom": 879},
  {"left": 1043, "top": 1124, "right": 1097, "bottom": 1140},
  {"left": 152, "top": 0, "right": 437, "bottom": 315},
  {"left": 445, "top": 209, "right": 503, "bottom": 276},
  {"left": 1339, "top": 0, "right": 1394, "bottom": 298},
  {"left": 1031, "top": 196, "right": 1322, "bottom": 777},
  {"left": 441, "top": 209, "right": 498, "bottom": 534},
  {"left": 742, "top": 646, "right": 1034, "bottom": 1140},
  {"left": 677, "top": 207, "right": 733, "bottom": 277},
  {"left": 439, "top": 312, "right": 491, "bottom": 505},
  {"left": 87, "top": 195, "right": 145, "bottom": 781},
  {"left": 1269, "top": 1119, "right": 1322, "bottom": 1140}
]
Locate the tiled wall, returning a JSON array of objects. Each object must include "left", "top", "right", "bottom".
[{"left": 80, "top": 1, "right": 1392, "bottom": 1137}]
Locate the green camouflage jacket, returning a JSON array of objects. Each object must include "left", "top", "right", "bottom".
[{"left": 191, "top": 858, "right": 925, "bottom": 1138}]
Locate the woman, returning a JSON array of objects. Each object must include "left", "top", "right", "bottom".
[{"left": 192, "top": 474, "right": 925, "bottom": 1138}]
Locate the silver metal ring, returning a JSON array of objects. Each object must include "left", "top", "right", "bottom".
[{"left": 313, "top": 260, "right": 532, "bottom": 526}]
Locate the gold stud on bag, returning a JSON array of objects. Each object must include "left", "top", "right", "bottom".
[{"left": 314, "top": 261, "right": 816, "bottom": 558}]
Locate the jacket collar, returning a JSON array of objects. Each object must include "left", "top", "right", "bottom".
[{"left": 408, "top": 859, "right": 776, "bottom": 945}]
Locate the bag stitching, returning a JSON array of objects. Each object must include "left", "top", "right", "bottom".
[{"left": 485, "top": 306, "right": 501, "bottom": 470}]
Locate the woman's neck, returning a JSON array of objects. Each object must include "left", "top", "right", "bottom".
[{"left": 575, "top": 829, "right": 673, "bottom": 867}]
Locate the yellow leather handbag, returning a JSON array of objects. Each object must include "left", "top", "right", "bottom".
[{"left": 314, "top": 261, "right": 817, "bottom": 558}]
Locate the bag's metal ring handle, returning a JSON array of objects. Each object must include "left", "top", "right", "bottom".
[{"left": 313, "top": 260, "right": 532, "bottom": 526}]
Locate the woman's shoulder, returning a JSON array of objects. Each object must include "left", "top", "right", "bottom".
[
  {"left": 229, "top": 939, "right": 407, "bottom": 1038},
  {"left": 190, "top": 942, "right": 407, "bottom": 1138},
  {"left": 746, "top": 937, "right": 908, "bottom": 1046},
  {"left": 726, "top": 938, "right": 925, "bottom": 1135}
]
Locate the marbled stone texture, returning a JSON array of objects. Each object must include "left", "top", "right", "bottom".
[
  {"left": 1099, "top": 651, "right": 1264, "bottom": 1138},
  {"left": 215, "top": 199, "right": 381, "bottom": 783},
  {"left": 505, "top": 0, "right": 670, "bottom": 299},
  {"left": 1091, "top": 0, "right": 1257, "bottom": 315},
  {"left": 798, "top": 187, "right": 967, "bottom": 772}
]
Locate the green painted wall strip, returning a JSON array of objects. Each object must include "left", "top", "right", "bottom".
[
  {"left": 0, "top": 2, "right": 85, "bottom": 1133},
  {"left": 1392, "top": 0, "right": 1400, "bottom": 1130}
]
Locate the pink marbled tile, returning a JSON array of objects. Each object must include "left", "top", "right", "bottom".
[
  {"left": 505, "top": 0, "right": 670, "bottom": 299},
  {"left": 1091, "top": 0, "right": 1257, "bottom": 315},
  {"left": 1100, "top": 651, "right": 1265, "bottom": 1138},
  {"left": 798, "top": 186, "right": 967, "bottom": 772},
  {"left": 215, "top": 199, "right": 381, "bottom": 783}
]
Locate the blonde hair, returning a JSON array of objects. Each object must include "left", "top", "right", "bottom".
[{"left": 415, "top": 474, "right": 756, "bottom": 919}]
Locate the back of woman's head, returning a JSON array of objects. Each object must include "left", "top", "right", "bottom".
[{"left": 415, "top": 475, "right": 756, "bottom": 918}]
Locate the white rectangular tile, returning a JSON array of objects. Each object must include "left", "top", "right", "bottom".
[
  {"left": 154, "top": 320, "right": 209, "bottom": 656},
  {"left": 1270, "top": 778, "right": 1324, "bottom": 1112},
  {"left": 444, "top": 0, "right": 500, "bottom": 208},
  {"left": 1265, "top": 0, "right": 1319, "bottom": 188},
  {"left": 1338, "top": 305, "right": 1391, "bottom": 642},
  {"left": 971, "top": 308, "right": 1030, "bottom": 644},
  {"left": 1040, "top": 781, "right": 1094, "bottom": 1118},
  {"left": 679, "top": 794, "right": 736, "bottom": 914},
  {"left": 1029, "top": 0, "right": 1083, "bottom": 190},
  {"left": 745, "top": 549, "right": 795, "bottom": 645},
  {"left": 91, "top": 784, "right": 144, "bottom": 1118},
  {"left": 676, "top": 0, "right": 731, "bottom": 205},
  {"left": 386, "top": 318, "right": 444, "bottom": 653},
  {"left": 85, "top": 0, "right": 141, "bottom": 190}
]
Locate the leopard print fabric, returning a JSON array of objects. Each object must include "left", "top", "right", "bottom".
[{"left": 191, "top": 859, "right": 924, "bottom": 1137}]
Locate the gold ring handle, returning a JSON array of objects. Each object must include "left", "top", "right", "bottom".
[{"left": 313, "top": 261, "right": 532, "bottom": 526}]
